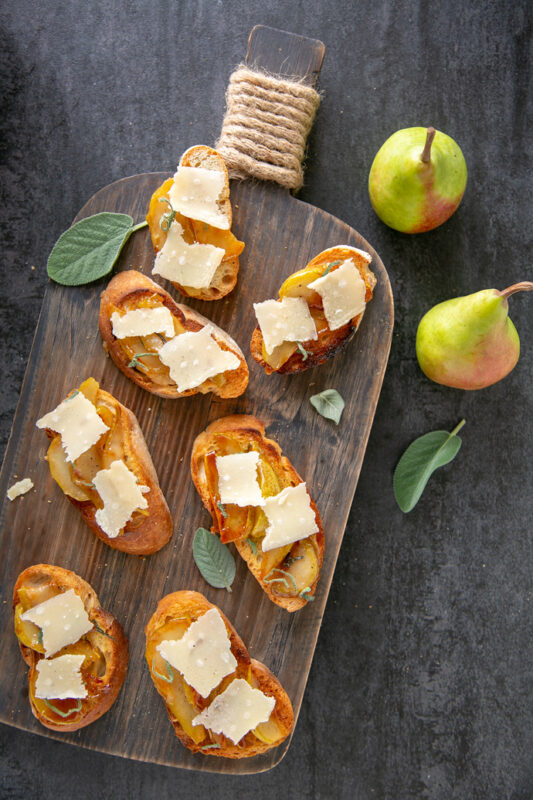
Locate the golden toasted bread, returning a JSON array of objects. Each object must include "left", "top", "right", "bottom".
[
  {"left": 251, "top": 245, "right": 377, "bottom": 374},
  {"left": 39, "top": 376, "right": 172, "bottom": 554},
  {"left": 99, "top": 271, "right": 248, "bottom": 398},
  {"left": 145, "top": 590, "right": 293, "bottom": 758},
  {"left": 13, "top": 564, "right": 128, "bottom": 732},
  {"left": 146, "top": 145, "right": 244, "bottom": 301},
  {"left": 191, "top": 415, "right": 324, "bottom": 612}
]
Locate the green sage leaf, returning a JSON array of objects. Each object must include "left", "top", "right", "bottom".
[
  {"left": 193, "top": 527, "right": 236, "bottom": 591},
  {"left": 47, "top": 212, "right": 146, "bottom": 286},
  {"left": 393, "top": 420, "right": 466, "bottom": 513},
  {"left": 310, "top": 389, "right": 345, "bottom": 424}
]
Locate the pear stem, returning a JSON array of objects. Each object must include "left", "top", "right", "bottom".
[
  {"left": 450, "top": 419, "right": 466, "bottom": 437},
  {"left": 498, "top": 281, "right": 533, "bottom": 300},
  {"left": 421, "top": 127, "right": 436, "bottom": 163}
]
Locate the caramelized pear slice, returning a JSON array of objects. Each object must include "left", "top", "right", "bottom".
[
  {"left": 146, "top": 616, "right": 205, "bottom": 744},
  {"left": 47, "top": 436, "right": 90, "bottom": 502},
  {"left": 253, "top": 715, "right": 285, "bottom": 745},
  {"left": 284, "top": 538, "right": 319, "bottom": 594},
  {"left": 14, "top": 604, "right": 45, "bottom": 653},
  {"left": 278, "top": 265, "right": 324, "bottom": 306}
]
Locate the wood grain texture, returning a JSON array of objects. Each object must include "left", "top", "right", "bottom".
[
  {"left": 0, "top": 25, "right": 392, "bottom": 775},
  {"left": 0, "top": 173, "right": 392, "bottom": 773}
]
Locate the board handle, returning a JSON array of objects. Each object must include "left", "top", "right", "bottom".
[
  {"left": 216, "top": 26, "right": 325, "bottom": 192},
  {"left": 245, "top": 25, "right": 325, "bottom": 86}
]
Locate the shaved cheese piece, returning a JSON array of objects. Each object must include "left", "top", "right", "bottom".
[
  {"left": 157, "top": 608, "right": 237, "bottom": 698},
  {"left": 253, "top": 297, "right": 317, "bottom": 355},
  {"left": 7, "top": 477, "right": 34, "bottom": 501},
  {"left": 111, "top": 307, "right": 175, "bottom": 340},
  {"left": 93, "top": 459, "right": 149, "bottom": 538},
  {"left": 35, "top": 654, "right": 87, "bottom": 700},
  {"left": 152, "top": 220, "right": 225, "bottom": 289},
  {"left": 21, "top": 589, "right": 93, "bottom": 657},
  {"left": 192, "top": 678, "right": 275, "bottom": 744},
  {"left": 36, "top": 392, "right": 109, "bottom": 463},
  {"left": 308, "top": 258, "right": 367, "bottom": 330},
  {"left": 169, "top": 166, "right": 229, "bottom": 229},
  {"left": 262, "top": 483, "right": 318, "bottom": 552},
  {"left": 215, "top": 452, "right": 265, "bottom": 508},
  {"left": 158, "top": 326, "right": 240, "bottom": 392}
]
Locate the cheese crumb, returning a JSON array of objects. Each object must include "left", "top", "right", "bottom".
[{"left": 7, "top": 478, "right": 34, "bottom": 501}]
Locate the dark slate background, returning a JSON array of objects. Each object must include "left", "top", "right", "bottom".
[{"left": 1, "top": 2, "right": 532, "bottom": 798}]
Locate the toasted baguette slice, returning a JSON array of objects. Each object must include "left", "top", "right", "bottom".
[
  {"left": 191, "top": 415, "right": 325, "bottom": 612},
  {"left": 99, "top": 271, "right": 248, "bottom": 398},
  {"left": 146, "top": 145, "right": 244, "bottom": 301},
  {"left": 14, "top": 564, "right": 128, "bottom": 732},
  {"left": 39, "top": 376, "right": 172, "bottom": 554},
  {"left": 251, "top": 245, "right": 377, "bottom": 374},
  {"left": 145, "top": 590, "right": 293, "bottom": 758}
]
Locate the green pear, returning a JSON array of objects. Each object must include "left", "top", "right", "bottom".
[
  {"left": 416, "top": 282, "right": 533, "bottom": 389},
  {"left": 368, "top": 127, "right": 467, "bottom": 233}
]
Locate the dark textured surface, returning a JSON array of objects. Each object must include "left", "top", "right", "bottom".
[{"left": 1, "top": 1, "right": 532, "bottom": 798}]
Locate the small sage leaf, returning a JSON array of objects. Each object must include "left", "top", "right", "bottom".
[
  {"left": 393, "top": 420, "right": 466, "bottom": 513},
  {"left": 310, "top": 389, "right": 345, "bottom": 424},
  {"left": 47, "top": 212, "right": 146, "bottom": 286},
  {"left": 193, "top": 527, "right": 236, "bottom": 591}
]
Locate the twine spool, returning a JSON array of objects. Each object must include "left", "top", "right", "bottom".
[{"left": 216, "top": 65, "right": 321, "bottom": 192}]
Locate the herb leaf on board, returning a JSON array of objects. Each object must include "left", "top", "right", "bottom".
[
  {"left": 310, "top": 389, "right": 345, "bottom": 424},
  {"left": 393, "top": 420, "right": 466, "bottom": 513},
  {"left": 47, "top": 212, "right": 147, "bottom": 286},
  {"left": 193, "top": 527, "right": 236, "bottom": 591}
]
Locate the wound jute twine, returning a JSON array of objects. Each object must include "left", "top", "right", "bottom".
[{"left": 215, "top": 65, "right": 321, "bottom": 192}]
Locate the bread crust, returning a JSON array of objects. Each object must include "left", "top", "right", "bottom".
[
  {"left": 13, "top": 564, "right": 128, "bottom": 732},
  {"left": 191, "top": 415, "right": 325, "bottom": 612},
  {"left": 145, "top": 590, "right": 293, "bottom": 758},
  {"left": 99, "top": 271, "right": 249, "bottom": 398},
  {"left": 251, "top": 245, "right": 377, "bottom": 374},
  {"left": 146, "top": 145, "right": 244, "bottom": 301},
  {"left": 42, "top": 380, "right": 173, "bottom": 555}
]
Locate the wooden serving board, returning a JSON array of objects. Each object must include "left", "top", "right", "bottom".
[{"left": 0, "top": 27, "right": 393, "bottom": 774}]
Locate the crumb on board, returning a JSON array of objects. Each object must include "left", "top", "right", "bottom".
[{"left": 7, "top": 478, "right": 34, "bottom": 501}]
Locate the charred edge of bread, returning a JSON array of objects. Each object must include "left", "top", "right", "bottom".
[
  {"left": 14, "top": 564, "right": 128, "bottom": 732},
  {"left": 191, "top": 415, "right": 325, "bottom": 611},
  {"left": 250, "top": 321, "right": 359, "bottom": 375},
  {"left": 145, "top": 590, "right": 293, "bottom": 758},
  {"left": 99, "top": 271, "right": 249, "bottom": 398}
]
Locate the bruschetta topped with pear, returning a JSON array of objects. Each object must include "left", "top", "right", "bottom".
[
  {"left": 251, "top": 245, "right": 376, "bottom": 374},
  {"left": 146, "top": 145, "right": 244, "bottom": 301}
]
